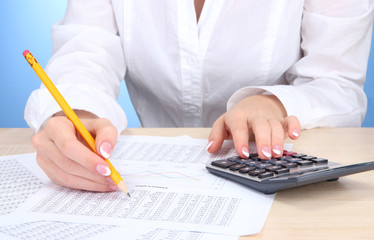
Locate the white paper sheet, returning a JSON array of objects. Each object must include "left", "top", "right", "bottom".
[
  {"left": 0, "top": 135, "right": 277, "bottom": 238},
  {"left": 0, "top": 221, "right": 238, "bottom": 240},
  {"left": 0, "top": 153, "right": 238, "bottom": 240}
]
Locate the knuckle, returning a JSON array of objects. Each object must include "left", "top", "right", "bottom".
[
  {"left": 31, "top": 133, "right": 43, "bottom": 150},
  {"left": 212, "top": 117, "right": 222, "bottom": 129},
  {"left": 59, "top": 140, "right": 75, "bottom": 154},
  {"left": 251, "top": 117, "right": 267, "bottom": 129},
  {"left": 268, "top": 118, "right": 280, "bottom": 125},
  {"left": 45, "top": 116, "right": 59, "bottom": 129},
  {"left": 287, "top": 115, "right": 300, "bottom": 125},
  {"left": 47, "top": 116, "right": 73, "bottom": 129},
  {"left": 96, "top": 118, "right": 112, "bottom": 129},
  {"left": 104, "top": 124, "right": 118, "bottom": 138}
]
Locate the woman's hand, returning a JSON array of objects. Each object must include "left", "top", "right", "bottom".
[
  {"left": 207, "top": 95, "right": 300, "bottom": 159},
  {"left": 32, "top": 110, "right": 119, "bottom": 192}
]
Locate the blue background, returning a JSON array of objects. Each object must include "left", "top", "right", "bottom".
[{"left": 1, "top": 1, "right": 373, "bottom": 128}]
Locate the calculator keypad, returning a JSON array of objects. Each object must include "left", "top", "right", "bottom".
[{"left": 210, "top": 150, "right": 328, "bottom": 180}]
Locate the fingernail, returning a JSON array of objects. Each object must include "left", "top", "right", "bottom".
[
  {"left": 206, "top": 140, "right": 214, "bottom": 151},
  {"left": 100, "top": 142, "right": 112, "bottom": 159},
  {"left": 272, "top": 145, "right": 282, "bottom": 155},
  {"left": 242, "top": 147, "right": 250, "bottom": 158},
  {"left": 109, "top": 184, "right": 119, "bottom": 191},
  {"left": 292, "top": 129, "right": 299, "bottom": 137},
  {"left": 261, "top": 147, "right": 272, "bottom": 158},
  {"left": 96, "top": 164, "right": 111, "bottom": 176}
]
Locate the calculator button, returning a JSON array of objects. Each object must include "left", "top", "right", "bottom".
[
  {"left": 229, "top": 164, "right": 246, "bottom": 171},
  {"left": 248, "top": 169, "right": 266, "bottom": 176},
  {"left": 255, "top": 163, "right": 272, "bottom": 169},
  {"left": 266, "top": 165, "right": 282, "bottom": 172},
  {"left": 260, "top": 159, "right": 272, "bottom": 164},
  {"left": 274, "top": 168, "right": 290, "bottom": 174},
  {"left": 311, "top": 158, "right": 328, "bottom": 164},
  {"left": 271, "top": 160, "right": 288, "bottom": 166},
  {"left": 302, "top": 156, "right": 317, "bottom": 160},
  {"left": 258, "top": 172, "right": 274, "bottom": 179},
  {"left": 249, "top": 153, "right": 258, "bottom": 158},
  {"left": 287, "top": 157, "right": 303, "bottom": 163},
  {"left": 227, "top": 156, "right": 242, "bottom": 162},
  {"left": 239, "top": 166, "right": 256, "bottom": 173},
  {"left": 235, "top": 159, "right": 249, "bottom": 164},
  {"left": 282, "top": 162, "right": 298, "bottom": 168},
  {"left": 278, "top": 156, "right": 292, "bottom": 161},
  {"left": 268, "top": 158, "right": 279, "bottom": 163},
  {"left": 211, "top": 160, "right": 236, "bottom": 169},
  {"left": 297, "top": 160, "right": 313, "bottom": 166},
  {"left": 245, "top": 161, "right": 257, "bottom": 166},
  {"left": 292, "top": 154, "right": 307, "bottom": 158}
]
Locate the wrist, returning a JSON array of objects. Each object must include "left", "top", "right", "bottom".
[{"left": 238, "top": 95, "right": 287, "bottom": 120}]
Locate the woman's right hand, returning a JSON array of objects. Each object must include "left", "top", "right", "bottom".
[{"left": 31, "top": 110, "right": 119, "bottom": 192}]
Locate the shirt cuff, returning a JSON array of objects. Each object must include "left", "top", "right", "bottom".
[{"left": 24, "top": 83, "right": 127, "bottom": 134}]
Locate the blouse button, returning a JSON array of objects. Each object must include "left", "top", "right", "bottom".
[{"left": 183, "top": 105, "right": 198, "bottom": 113}]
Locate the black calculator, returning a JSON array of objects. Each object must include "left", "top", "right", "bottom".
[{"left": 206, "top": 150, "right": 374, "bottom": 194}]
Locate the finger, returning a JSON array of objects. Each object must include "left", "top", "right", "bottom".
[
  {"left": 83, "top": 118, "right": 118, "bottom": 159},
  {"left": 227, "top": 116, "right": 250, "bottom": 158},
  {"left": 282, "top": 115, "right": 301, "bottom": 140},
  {"left": 33, "top": 126, "right": 111, "bottom": 182},
  {"left": 251, "top": 117, "right": 272, "bottom": 159},
  {"left": 207, "top": 115, "right": 230, "bottom": 153},
  {"left": 37, "top": 138, "right": 110, "bottom": 184},
  {"left": 45, "top": 117, "right": 110, "bottom": 176},
  {"left": 268, "top": 119, "right": 284, "bottom": 157},
  {"left": 37, "top": 154, "right": 116, "bottom": 192}
]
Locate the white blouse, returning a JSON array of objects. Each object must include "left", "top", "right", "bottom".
[{"left": 25, "top": 0, "right": 374, "bottom": 133}]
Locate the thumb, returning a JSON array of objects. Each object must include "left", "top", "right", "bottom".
[{"left": 86, "top": 118, "right": 118, "bottom": 159}]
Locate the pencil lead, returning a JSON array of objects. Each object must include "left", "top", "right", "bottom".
[{"left": 127, "top": 193, "right": 131, "bottom": 198}]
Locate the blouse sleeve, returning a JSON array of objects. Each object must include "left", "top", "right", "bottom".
[
  {"left": 24, "top": 0, "right": 127, "bottom": 133},
  {"left": 227, "top": 0, "right": 374, "bottom": 128}
]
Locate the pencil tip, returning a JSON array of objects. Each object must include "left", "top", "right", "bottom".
[{"left": 118, "top": 181, "right": 130, "bottom": 197}]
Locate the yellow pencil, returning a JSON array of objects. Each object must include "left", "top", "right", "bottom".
[{"left": 23, "top": 50, "right": 130, "bottom": 197}]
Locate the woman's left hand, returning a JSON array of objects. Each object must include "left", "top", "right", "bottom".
[{"left": 207, "top": 95, "right": 300, "bottom": 159}]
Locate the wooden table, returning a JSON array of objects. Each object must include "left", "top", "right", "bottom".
[{"left": 1, "top": 128, "right": 374, "bottom": 239}]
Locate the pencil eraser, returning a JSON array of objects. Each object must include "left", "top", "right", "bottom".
[{"left": 23, "top": 50, "right": 30, "bottom": 57}]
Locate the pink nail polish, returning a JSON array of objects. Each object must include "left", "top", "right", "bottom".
[
  {"left": 96, "top": 164, "right": 111, "bottom": 176},
  {"left": 292, "top": 129, "right": 299, "bottom": 137},
  {"left": 272, "top": 145, "right": 282, "bottom": 155},
  {"left": 242, "top": 147, "right": 250, "bottom": 158},
  {"left": 100, "top": 142, "right": 112, "bottom": 159},
  {"left": 261, "top": 147, "right": 272, "bottom": 158},
  {"left": 206, "top": 140, "right": 214, "bottom": 151}
]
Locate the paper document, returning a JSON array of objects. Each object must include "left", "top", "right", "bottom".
[
  {"left": 0, "top": 220, "right": 238, "bottom": 240},
  {"left": 0, "top": 135, "right": 276, "bottom": 238}
]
